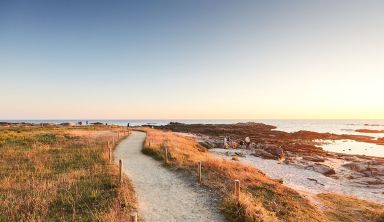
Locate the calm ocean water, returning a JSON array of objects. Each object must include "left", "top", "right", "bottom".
[
  {"left": 4, "top": 119, "right": 384, "bottom": 134},
  {"left": 3, "top": 119, "right": 384, "bottom": 157}
]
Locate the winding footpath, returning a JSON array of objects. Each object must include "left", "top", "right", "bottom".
[{"left": 114, "top": 131, "right": 225, "bottom": 222}]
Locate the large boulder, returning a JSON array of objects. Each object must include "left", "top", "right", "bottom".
[
  {"left": 283, "top": 156, "right": 296, "bottom": 164},
  {"left": 302, "top": 156, "right": 325, "bottom": 162},
  {"left": 252, "top": 149, "right": 276, "bottom": 160},
  {"left": 213, "top": 142, "right": 224, "bottom": 148},
  {"left": 343, "top": 162, "right": 384, "bottom": 177},
  {"left": 342, "top": 162, "right": 366, "bottom": 172},
  {"left": 305, "top": 163, "right": 336, "bottom": 176},
  {"left": 264, "top": 146, "right": 285, "bottom": 160},
  {"left": 369, "top": 162, "right": 384, "bottom": 176},
  {"left": 199, "top": 141, "right": 214, "bottom": 149},
  {"left": 249, "top": 142, "right": 257, "bottom": 149}
]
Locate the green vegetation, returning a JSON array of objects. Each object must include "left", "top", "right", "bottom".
[
  {"left": 142, "top": 147, "right": 164, "bottom": 161},
  {"left": 0, "top": 125, "right": 135, "bottom": 221}
]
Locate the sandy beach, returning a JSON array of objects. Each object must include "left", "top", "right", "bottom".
[
  {"left": 210, "top": 148, "right": 384, "bottom": 204},
  {"left": 161, "top": 122, "right": 384, "bottom": 204}
]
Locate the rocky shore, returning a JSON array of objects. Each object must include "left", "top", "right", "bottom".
[
  {"left": 356, "top": 129, "right": 384, "bottom": 134},
  {"left": 158, "top": 122, "right": 384, "bottom": 201},
  {"left": 0, "top": 122, "right": 36, "bottom": 126}
]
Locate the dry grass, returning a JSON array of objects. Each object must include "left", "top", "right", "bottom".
[
  {"left": 141, "top": 128, "right": 384, "bottom": 222},
  {"left": 0, "top": 125, "right": 136, "bottom": 221},
  {"left": 317, "top": 193, "right": 384, "bottom": 222},
  {"left": 141, "top": 128, "right": 328, "bottom": 222}
]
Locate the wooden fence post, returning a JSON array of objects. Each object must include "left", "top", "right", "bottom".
[
  {"left": 109, "top": 147, "right": 112, "bottom": 163},
  {"left": 130, "top": 211, "right": 137, "bottom": 222},
  {"left": 119, "top": 160, "right": 123, "bottom": 185},
  {"left": 165, "top": 148, "right": 168, "bottom": 164},
  {"left": 197, "top": 161, "right": 202, "bottom": 183},
  {"left": 234, "top": 180, "right": 240, "bottom": 203},
  {"left": 112, "top": 136, "right": 115, "bottom": 145}
]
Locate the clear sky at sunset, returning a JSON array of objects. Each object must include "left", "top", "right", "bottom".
[{"left": 1, "top": 0, "right": 383, "bottom": 119}]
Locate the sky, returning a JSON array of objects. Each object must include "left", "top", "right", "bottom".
[{"left": 1, "top": 0, "right": 383, "bottom": 119}]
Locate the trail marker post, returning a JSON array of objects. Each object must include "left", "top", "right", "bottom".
[
  {"left": 109, "top": 147, "right": 112, "bottom": 163},
  {"left": 198, "top": 161, "right": 202, "bottom": 183},
  {"left": 234, "top": 180, "right": 240, "bottom": 204},
  {"left": 119, "top": 160, "right": 123, "bottom": 185},
  {"left": 129, "top": 211, "right": 137, "bottom": 222},
  {"left": 165, "top": 148, "right": 168, "bottom": 164},
  {"left": 130, "top": 211, "right": 137, "bottom": 222}
]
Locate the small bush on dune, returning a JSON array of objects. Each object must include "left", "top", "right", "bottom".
[
  {"left": 36, "top": 133, "right": 58, "bottom": 143},
  {"left": 142, "top": 147, "right": 164, "bottom": 160}
]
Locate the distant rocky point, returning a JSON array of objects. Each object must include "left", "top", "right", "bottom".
[{"left": 356, "top": 129, "right": 384, "bottom": 133}]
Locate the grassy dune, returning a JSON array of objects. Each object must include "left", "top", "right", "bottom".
[
  {"left": 0, "top": 125, "right": 136, "bottom": 221},
  {"left": 318, "top": 193, "right": 384, "bottom": 222},
  {"left": 141, "top": 128, "right": 384, "bottom": 222}
]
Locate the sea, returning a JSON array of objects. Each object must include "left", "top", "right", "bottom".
[{"left": 2, "top": 119, "right": 384, "bottom": 158}]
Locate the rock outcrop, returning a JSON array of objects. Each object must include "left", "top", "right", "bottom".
[
  {"left": 302, "top": 156, "right": 325, "bottom": 162},
  {"left": 252, "top": 149, "right": 276, "bottom": 160},
  {"left": 343, "top": 162, "right": 384, "bottom": 177},
  {"left": 305, "top": 163, "right": 336, "bottom": 176}
]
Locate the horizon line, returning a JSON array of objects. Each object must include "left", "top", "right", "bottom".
[{"left": 2, "top": 118, "right": 384, "bottom": 121}]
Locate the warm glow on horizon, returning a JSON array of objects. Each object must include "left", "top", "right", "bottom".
[{"left": 1, "top": 1, "right": 383, "bottom": 119}]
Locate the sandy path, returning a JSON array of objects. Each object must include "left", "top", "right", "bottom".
[{"left": 114, "top": 131, "right": 225, "bottom": 222}]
